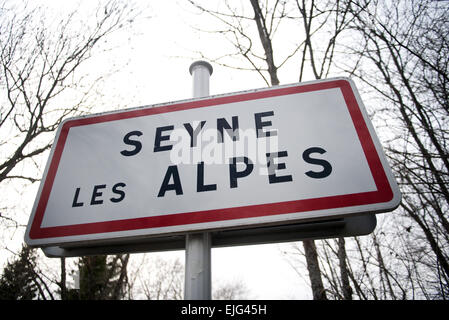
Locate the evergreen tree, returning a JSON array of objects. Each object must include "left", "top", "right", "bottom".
[
  {"left": 0, "top": 245, "right": 39, "bottom": 299},
  {"left": 69, "top": 254, "right": 129, "bottom": 300}
]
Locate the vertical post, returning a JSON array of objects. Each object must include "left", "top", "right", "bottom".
[
  {"left": 184, "top": 60, "right": 213, "bottom": 300},
  {"left": 189, "top": 60, "right": 213, "bottom": 98}
]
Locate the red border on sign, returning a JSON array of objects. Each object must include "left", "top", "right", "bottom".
[{"left": 28, "top": 80, "right": 393, "bottom": 240}]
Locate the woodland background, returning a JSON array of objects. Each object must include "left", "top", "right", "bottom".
[{"left": 0, "top": 0, "right": 447, "bottom": 300}]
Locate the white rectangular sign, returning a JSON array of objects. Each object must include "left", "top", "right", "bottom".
[{"left": 25, "top": 78, "right": 400, "bottom": 247}]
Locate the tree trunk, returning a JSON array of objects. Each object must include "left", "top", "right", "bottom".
[
  {"left": 338, "top": 237, "right": 352, "bottom": 300},
  {"left": 60, "top": 257, "right": 67, "bottom": 300},
  {"left": 249, "top": 0, "right": 280, "bottom": 86},
  {"left": 303, "top": 239, "right": 327, "bottom": 300}
]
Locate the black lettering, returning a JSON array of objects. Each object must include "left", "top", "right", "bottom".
[
  {"left": 158, "top": 165, "right": 183, "bottom": 197},
  {"left": 197, "top": 162, "right": 217, "bottom": 192},
  {"left": 229, "top": 156, "right": 254, "bottom": 188},
  {"left": 217, "top": 116, "right": 239, "bottom": 143},
  {"left": 120, "top": 131, "right": 143, "bottom": 156},
  {"left": 266, "top": 151, "right": 293, "bottom": 184},
  {"left": 154, "top": 125, "right": 174, "bottom": 152},
  {"left": 302, "top": 147, "right": 332, "bottom": 179},
  {"left": 183, "top": 121, "right": 206, "bottom": 147},
  {"left": 110, "top": 182, "right": 126, "bottom": 203},
  {"left": 72, "top": 187, "right": 84, "bottom": 207},
  {"left": 255, "top": 111, "right": 278, "bottom": 138},
  {"left": 90, "top": 184, "right": 106, "bottom": 205}
]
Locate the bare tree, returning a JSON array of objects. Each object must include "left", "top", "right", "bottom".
[
  {"left": 132, "top": 255, "right": 249, "bottom": 300},
  {"left": 187, "top": 0, "right": 449, "bottom": 300},
  {"left": 0, "top": 0, "right": 137, "bottom": 187},
  {"left": 302, "top": 239, "right": 327, "bottom": 299},
  {"left": 213, "top": 280, "right": 250, "bottom": 300},
  {"left": 337, "top": 0, "right": 449, "bottom": 299},
  {"left": 186, "top": 0, "right": 359, "bottom": 300},
  {"left": 137, "top": 256, "right": 184, "bottom": 300},
  {"left": 0, "top": 0, "right": 142, "bottom": 300}
]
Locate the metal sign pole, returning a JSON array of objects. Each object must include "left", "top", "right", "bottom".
[{"left": 184, "top": 61, "right": 213, "bottom": 300}]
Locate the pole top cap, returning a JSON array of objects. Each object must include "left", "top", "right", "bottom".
[{"left": 189, "top": 60, "right": 213, "bottom": 75}]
